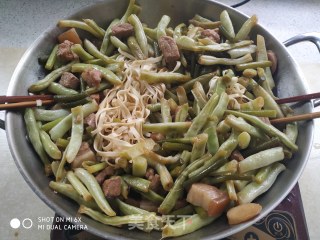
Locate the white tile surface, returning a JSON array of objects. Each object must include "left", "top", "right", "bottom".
[{"left": 0, "top": 1, "right": 319, "bottom": 239}]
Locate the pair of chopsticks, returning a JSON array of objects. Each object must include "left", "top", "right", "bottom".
[
  {"left": 0, "top": 95, "right": 54, "bottom": 110},
  {"left": 0, "top": 92, "right": 319, "bottom": 124}
]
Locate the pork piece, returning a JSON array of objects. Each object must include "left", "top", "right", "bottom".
[
  {"left": 71, "top": 142, "right": 96, "bottom": 169},
  {"left": 59, "top": 72, "right": 80, "bottom": 90},
  {"left": 145, "top": 168, "right": 160, "bottom": 191},
  {"left": 201, "top": 28, "right": 220, "bottom": 43},
  {"left": 102, "top": 176, "right": 122, "bottom": 198},
  {"left": 158, "top": 36, "right": 180, "bottom": 68},
  {"left": 81, "top": 68, "right": 102, "bottom": 87},
  {"left": 95, "top": 166, "right": 115, "bottom": 185},
  {"left": 230, "top": 150, "right": 244, "bottom": 162},
  {"left": 186, "top": 183, "right": 230, "bottom": 216},
  {"left": 57, "top": 40, "right": 78, "bottom": 61},
  {"left": 111, "top": 23, "right": 134, "bottom": 38},
  {"left": 267, "top": 50, "right": 277, "bottom": 74},
  {"left": 84, "top": 113, "right": 96, "bottom": 128}
]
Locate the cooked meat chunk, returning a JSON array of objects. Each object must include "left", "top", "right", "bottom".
[
  {"left": 71, "top": 142, "right": 96, "bottom": 169},
  {"left": 95, "top": 166, "right": 115, "bottom": 185},
  {"left": 149, "top": 174, "right": 161, "bottom": 192},
  {"left": 102, "top": 176, "right": 122, "bottom": 198},
  {"left": 81, "top": 68, "right": 102, "bottom": 87},
  {"left": 201, "top": 28, "right": 220, "bottom": 43},
  {"left": 84, "top": 113, "right": 96, "bottom": 128},
  {"left": 111, "top": 23, "right": 134, "bottom": 38},
  {"left": 57, "top": 40, "right": 78, "bottom": 61},
  {"left": 230, "top": 150, "right": 244, "bottom": 162},
  {"left": 158, "top": 36, "right": 180, "bottom": 68},
  {"left": 59, "top": 72, "right": 80, "bottom": 90},
  {"left": 145, "top": 168, "right": 155, "bottom": 179},
  {"left": 187, "top": 183, "right": 230, "bottom": 217}
]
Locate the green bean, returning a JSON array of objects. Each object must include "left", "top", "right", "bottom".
[
  {"left": 284, "top": 122, "right": 298, "bottom": 144},
  {"left": 140, "top": 71, "right": 191, "bottom": 84},
  {"left": 211, "top": 160, "right": 238, "bottom": 176},
  {"left": 188, "top": 130, "right": 240, "bottom": 180},
  {"left": 49, "top": 181, "right": 99, "bottom": 210},
  {"left": 143, "top": 27, "right": 157, "bottom": 40},
  {"left": 147, "top": 103, "right": 161, "bottom": 112},
  {"left": 72, "top": 62, "right": 122, "bottom": 85},
  {"left": 168, "top": 98, "right": 178, "bottom": 113},
  {"left": 242, "top": 137, "right": 281, "bottom": 157},
  {"left": 143, "top": 150, "right": 180, "bottom": 165},
  {"left": 45, "top": 45, "right": 58, "bottom": 71},
  {"left": 254, "top": 165, "right": 272, "bottom": 184},
  {"left": 53, "top": 82, "right": 111, "bottom": 103},
  {"left": 176, "top": 36, "right": 252, "bottom": 52},
  {"left": 122, "top": 175, "right": 151, "bottom": 193},
  {"left": 257, "top": 35, "right": 275, "bottom": 89},
  {"left": 157, "top": 15, "right": 171, "bottom": 40},
  {"left": 238, "top": 131, "right": 251, "bottom": 149},
  {"left": 239, "top": 147, "right": 284, "bottom": 174},
  {"left": 65, "top": 106, "right": 84, "bottom": 163},
  {"left": 205, "top": 125, "right": 219, "bottom": 155},
  {"left": 199, "top": 53, "right": 253, "bottom": 66},
  {"left": 164, "top": 89, "right": 179, "bottom": 103},
  {"left": 226, "top": 110, "right": 298, "bottom": 151},
  {"left": 34, "top": 108, "right": 70, "bottom": 122},
  {"left": 185, "top": 93, "right": 219, "bottom": 137},
  {"left": 127, "top": 36, "right": 145, "bottom": 59},
  {"left": 82, "top": 161, "right": 107, "bottom": 174},
  {"left": 139, "top": 189, "right": 164, "bottom": 203},
  {"left": 159, "top": 137, "right": 195, "bottom": 145},
  {"left": 83, "top": 19, "right": 105, "bottom": 38},
  {"left": 162, "top": 214, "right": 220, "bottom": 238},
  {"left": 240, "top": 96, "right": 264, "bottom": 111},
  {"left": 160, "top": 98, "right": 172, "bottom": 123},
  {"left": 120, "top": 176, "right": 129, "bottom": 199},
  {"left": 119, "top": 0, "right": 136, "bottom": 23},
  {"left": 174, "top": 103, "right": 189, "bottom": 122},
  {"left": 28, "top": 61, "right": 77, "bottom": 92},
  {"left": 132, "top": 156, "right": 147, "bottom": 177},
  {"left": 237, "top": 163, "right": 286, "bottom": 204},
  {"left": 206, "top": 92, "right": 229, "bottom": 128},
  {"left": 56, "top": 138, "right": 69, "bottom": 149},
  {"left": 58, "top": 20, "right": 102, "bottom": 38},
  {"left": 236, "top": 60, "right": 272, "bottom": 71},
  {"left": 71, "top": 44, "right": 94, "bottom": 61},
  {"left": 234, "top": 15, "right": 258, "bottom": 42},
  {"left": 239, "top": 109, "right": 277, "bottom": 118},
  {"left": 143, "top": 122, "right": 191, "bottom": 134},
  {"left": 162, "top": 142, "right": 192, "bottom": 152},
  {"left": 24, "top": 108, "right": 51, "bottom": 175},
  {"left": 181, "top": 72, "right": 214, "bottom": 93},
  {"left": 224, "top": 115, "right": 266, "bottom": 139},
  {"left": 227, "top": 45, "right": 257, "bottom": 59},
  {"left": 189, "top": 18, "right": 221, "bottom": 29},
  {"left": 146, "top": 156, "right": 173, "bottom": 191},
  {"left": 169, "top": 205, "right": 194, "bottom": 216},
  {"left": 48, "top": 82, "right": 78, "bottom": 95},
  {"left": 55, "top": 145, "right": 68, "bottom": 181},
  {"left": 75, "top": 168, "right": 116, "bottom": 216},
  {"left": 41, "top": 117, "right": 64, "bottom": 132},
  {"left": 49, "top": 100, "right": 98, "bottom": 141},
  {"left": 176, "top": 86, "right": 188, "bottom": 105},
  {"left": 216, "top": 120, "right": 231, "bottom": 134},
  {"left": 173, "top": 23, "right": 186, "bottom": 40},
  {"left": 220, "top": 10, "right": 235, "bottom": 40},
  {"left": 110, "top": 36, "right": 131, "bottom": 52},
  {"left": 190, "top": 133, "right": 208, "bottom": 162},
  {"left": 116, "top": 198, "right": 149, "bottom": 215},
  {"left": 66, "top": 171, "right": 92, "bottom": 201},
  {"left": 39, "top": 130, "right": 61, "bottom": 160},
  {"left": 100, "top": 18, "right": 120, "bottom": 55},
  {"left": 60, "top": 97, "right": 91, "bottom": 109},
  {"left": 85, "top": 59, "right": 106, "bottom": 66},
  {"left": 128, "top": 14, "right": 148, "bottom": 57},
  {"left": 203, "top": 174, "right": 252, "bottom": 184},
  {"left": 158, "top": 156, "right": 207, "bottom": 214},
  {"left": 83, "top": 39, "right": 117, "bottom": 64},
  {"left": 226, "top": 180, "right": 237, "bottom": 201}
]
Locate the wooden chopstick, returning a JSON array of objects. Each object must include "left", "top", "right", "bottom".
[
  {"left": 0, "top": 95, "right": 53, "bottom": 104},
  {"left": 270, "top": 111, "right": 320, "bottom": 124},
  {"left": 0, "top": 99, "right": 55, "bottom": 110},
  {"left": 275, "top": 92, "right": 320, "bottom": 104}
]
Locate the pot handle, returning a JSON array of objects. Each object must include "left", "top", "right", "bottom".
[{"left": 284, "top": 32, "right": 320, "bottom": 108}]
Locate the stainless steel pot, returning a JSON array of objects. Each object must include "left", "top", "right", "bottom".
[{"left": 3, "top": 0, "right": 319, "bottom": 239}]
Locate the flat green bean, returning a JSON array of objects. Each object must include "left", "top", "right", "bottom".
[
  {"left": 128, "top": 14, "right": 148, "bottom": 57},
  {"left": 58, "top": 20, "right": 102, "bottom": 38},
  {"left": 48, "top": 82, "right": 78, "bottom": 95},
  {"left": 71, "top": 44, "right": 94, "bottom": 61},
  {"left": 45, "top": 45, "right": 58, "bottom": 70},
  {"left": 39, "top": 130, "right": 61, "bottom": 160},
  {"left": 67, "top": 171, "right": 92, "bottom": 201},
  {"left": 34, "top": 108, "right": 70, "bottom": 122}
]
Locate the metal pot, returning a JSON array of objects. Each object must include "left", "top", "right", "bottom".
[{"left": 3, "top": 0, "right": 319, "bottom": 239}]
